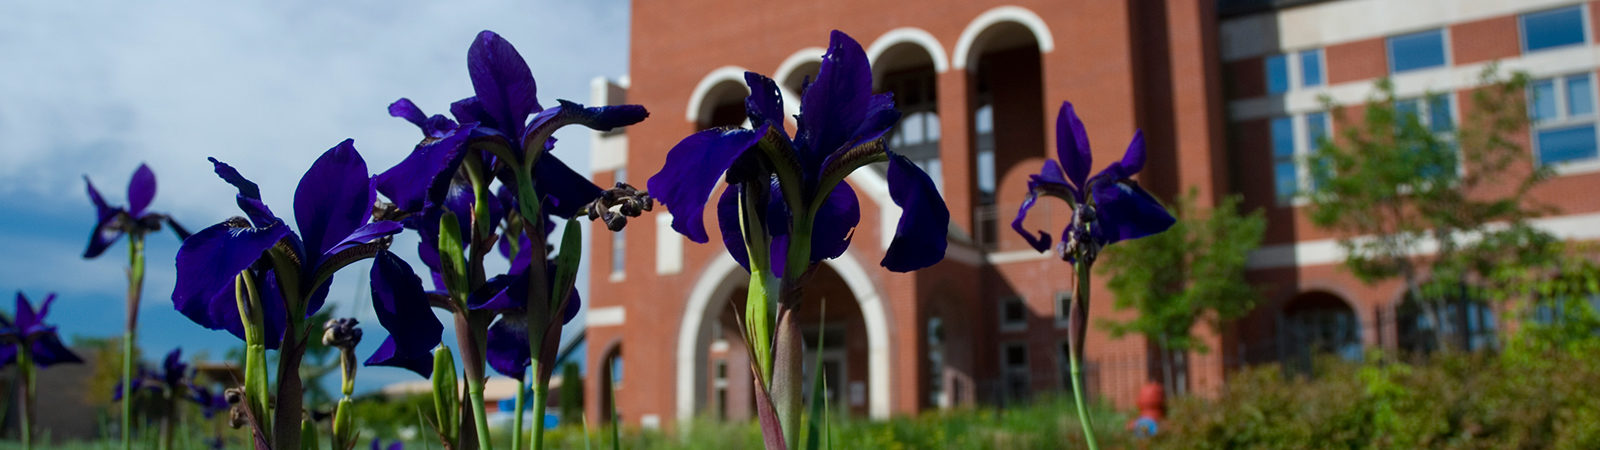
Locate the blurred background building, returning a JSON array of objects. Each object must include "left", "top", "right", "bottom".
[{"left": 582, "top": 0, "right": 1600, "bottom": 429}]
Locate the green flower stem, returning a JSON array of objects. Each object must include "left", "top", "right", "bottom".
[
  {"left": 18, "top": 346, "right": 34, "bottom": 450},
  {"left": 236, "top": 271, "right": 272, "bottom": 439},
  {"left": 123, "top": 234, "right": 145, "bottom": 450},
  {"left": 530, "top": 366, "right": 549, "bottom": 450},
  {"left": 512, "top": 382, "right": 526, "bottom": 450},
  {"left": 467, "top": 374, "right": 493, "bottom": 450},
  {"left": 1068, "top": 261, "right": 1099, "bottom": 450}
]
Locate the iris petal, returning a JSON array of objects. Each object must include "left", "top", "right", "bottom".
[
  {"left": 29, "top": 333, "right": 82, "bottom": 368},
  {"left": 376, "top": 122, "right": 473, "bottom": 213},
  {"left": 716, "top": 185, "right": 751, "bottom": 271},
  {"left": 366, "top": 251, "right": 444, "bottom": 377},
  {"left": 467, "top": 30, "right": 541, "bottom": 138},
  {"left": 1090, "top": 179, "right": 1175, "bottom": 245},
  {"left": 82, "top": 177, "right": 126, "bottom": 258},
  {"left": 1056, "top": 101, "right": 1093, "bottom": 189},
  {"left": 649, "top": 126, "right": 766, "bottom": 243},
  {"left": 365, "top": 337, "right": 435, "bottom": 378},
  {"left": 172, "top": 221, "right": 290, "bottom": 333},
  {"left": 388, "top": 98, "right": 429, "bottom": 131},
  {"left": 744, "top": 72, "right": 786, "bottom": 132},
  {"left": 208, "top": 158, "right": 278, "bottom": 228},
  {"left": 534, "top": 154, "right": 604, "bottom": 219},
  {"left": 323, "top": 221, "right": 404, "bottom": 258},
  {"left": 796, "top": 30, "right": 872, "bottom": 167},
  {"left": 294, "top": 139, "right": 374, "bottom": 261},
  {"left": 881, "top": 152, "right": 949, "bottom": 271},
  {"left": 809, "top": 181, "right": 860, "bottom": 263},
  {"left": 1013, "top": 160, "right": 1075, "bottom": 252},
  {"left": 485, "top": 319, "right": 531, "bottom": 380},
  {"left": 521, "top": 100, "right": 649, "bottom": 158},
  {"left": 128, "top": 164, "right": 156, "bottom": 217},
  {"left": 1089, "top": 130, "right": 1147, "bottom": 184}
]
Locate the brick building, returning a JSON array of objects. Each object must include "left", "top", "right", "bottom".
[{"left": 582, "top": 0, "right": 1600, "bottom": 428}]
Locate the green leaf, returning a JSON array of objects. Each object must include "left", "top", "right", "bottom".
[
  {"left": 438, "top": 212, "right": 470, "bottom": 304},
  {"left": 551, "top": 219, "right": 584, "bottom": 317},
  {"left": 432, "top": 345, "right": 460, "bottom": 445}
]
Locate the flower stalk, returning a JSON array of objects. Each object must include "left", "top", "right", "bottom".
[
  {"left": 122, "top": 233, "right": 145, "bottom": 450},
  {"left": 1067, "top": 259, "right": 1098, "bottom": 450}
]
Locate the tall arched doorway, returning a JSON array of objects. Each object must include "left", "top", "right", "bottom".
[
  {"left": 962, "top": 14, "right": 1048, "bottom": 248},
  {"left": 676, "top": 253, "right": 892, "bottom": 421}
]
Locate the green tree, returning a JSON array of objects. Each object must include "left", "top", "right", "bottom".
[
  {"left": 1097, "top": 189, "right": 1266, "bottom": 392},
  {"left": 1307, "top": 67, "right": 1554, "bottom": 352}
]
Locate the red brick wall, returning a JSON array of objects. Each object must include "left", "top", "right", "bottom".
[
  {"left": 1451, "top": 15, "right": 1520, "bottom": 65},
  {"left": 1326, "top": 37, "right": 1387, "bottom": 85}
]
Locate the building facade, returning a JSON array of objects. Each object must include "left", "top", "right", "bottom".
[{"left": 584, "top": 0, "right": 1600, "bottom": 428}]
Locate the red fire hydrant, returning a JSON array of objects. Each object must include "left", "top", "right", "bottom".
[{"left": 1126, "top": 382, "right": 1165, "bottom": 437}]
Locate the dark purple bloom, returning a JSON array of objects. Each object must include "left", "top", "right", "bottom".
[
  {"left": 188, "top": 383, "right": 230, "bottom": 418},
  {"left": 363, "top": 250, "right": 442, "bottom": 377},
  {"left": 1013, "top": 101, "right": 1175, "bottom": 260},
  {"left": 83, "top": 164, "right": 191, "bottom": 258},
  {"left": 171, "top": 140, "right": 402, "bottom": 347},
  {"left": 371, "top": 438, "right": 403, "bottom": 450},
  {"left": 0, "top": 292, "right": 83, "bottom": 369},
  {"left": 648, "top": 30, "right": 949, "bottom": 273}
]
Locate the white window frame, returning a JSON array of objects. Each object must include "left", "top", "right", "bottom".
[
  {"left": 1273, "top": 112, "right": 1334, "bottom": 206},
  {"left": 1265, "top": 48, "right": 1326, "bottom": 96},
  {"left": 1518, "top": 4, "right": 1591, "bottom": 55},
  {"left": 1054, "top": 292, "right": 1072, "bottom": 329},
  {"left": 1385, "top": 27, "right": 1452, "bottom": 75},
  {"left": 1529, "top": 72, "right": 1600, "bottom": 174}
]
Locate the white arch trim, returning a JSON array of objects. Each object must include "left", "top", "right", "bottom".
[
  {"left": 951, "top": 5, "right": 1057, "bottom": 71},
  {"left": 773, "top": 47, "right": 826, "bottom": 125},
  {"left": 675, "top": 252, "right": 893, "bottom": 421},
  {"left": 685, "top": 66, "right": 752, "bottom": 124},
  {"left": 866, "top": 27, "right": 951, "bottom": 74}
]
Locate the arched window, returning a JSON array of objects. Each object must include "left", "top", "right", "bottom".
[{"left": 1280, "top": 292, "right": 1361, "bottom": 373}]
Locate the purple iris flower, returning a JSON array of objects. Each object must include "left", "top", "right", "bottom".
[
  {"left": 649, "top": 30, "right": 949, "bottom": 273},
  {"left": 83, "top": 164, "right": 190, "bottom": 258},
  {"left": 114, "top": 348, "right": 199, "bottom": 402},
  {"left": 0, "top": 292, "right": 83, "bottom": 369},
  {"left": 371, "top": 438, "right": 403, "bottom": 450},
  {"left": 1013, "top": 101, "right": 1176, "bottom": 261},
  {"left": 363, "top": 30, "right": 642, "bottom": 378},
  {"left": 171, "top": 140, "right": 403, "bottom": 348},
  {"left": 188, "top": 383, "right": 230, "bottom": 418},
  {"left": 468, "top": 250, "right": 580, "bottom": 381}
]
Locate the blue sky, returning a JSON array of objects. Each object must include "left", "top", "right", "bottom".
[{"left": 0, "top": 0, "right": 629, "bottom": 393}]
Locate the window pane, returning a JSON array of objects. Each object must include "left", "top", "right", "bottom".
[
  {"left": 1271, "top": 116, "right": 1295, "bottom": 157},
  {"left": 1523, "top": 6, "right": 1587, "bottom": 52},
  {"left": 1537, "top": 124, "right": 1600, "bottom": 165},
  {"left": 1567, "top": 75, "right": 1594, "bottom": 117},
  {"left": 900, "top": 112, "right": 924, "bottom": 145},
  {"left": 975, "top": 105, "right": 994, "bottom": 134},
  {"left": 1531, "top": 79, "right": 1559, "bottom": 121},
  {"left": 1396, "top": 99, "right": 1421, "bottom": 124},
  {"left": 1306, "top": 112, "right": 1329, "bottom": 146},
  {"left": 1275, "top": 161, "right": 1299, "bottom": 199},
  {"left": 1005, "top": 345, "right": 1027, "bottom": 366},
  {"left": 1266, "top": 53, "right": 1290, "bottom": 95},
  {"left": 925, "top": 112, "right": 941, "bottom": 142},
  {"left": 1300, "top": 49, "right": 1324, "bottom": 87},
  {"left": 1388, "top": 29, "right": 1447, "bottom": 73},
  {"left": 1428, "top": 95, "right": 1454, "bottom": 132}
]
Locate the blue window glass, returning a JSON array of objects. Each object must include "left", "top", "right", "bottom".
[
  {"left": 1428, "top": 95, "right": 1454, "bottom": 132},
  {"left": 1567, "top": 75, "right": 1595, "bottom": 117},
  {"left": 1531, "top": 79, "right": 1559, "bottom": 121},
  {"left": 1306, "top": 112, "right": 1329, "bottom": 145},
  {"left": 1271, "top": 117, "right": 1295, "bottom": 157},
  {"left": 1388, "top": 29, "right": 1447, "bottom": 73},
  {"left": 1300, "top": 49, "right": 1324, "bottom": 87},
  {"left": 1522, "top": 6, "right": 1587, "bottom": 53},
  {"left": 1271, "top": 117, "right": 1297, "bottom": 199},
  {"left": 1266, "top": 54, "right": 1290, "bottom": 95},
  {"left": 1537, "top": 124, "right": 1600, "bottom": 165},
  {"left": 1274, "top": 161, "right": 1298, "bottom": 199}
]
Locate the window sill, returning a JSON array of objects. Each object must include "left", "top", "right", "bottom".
[
  {"left": 1548, "top": 159, "right": 1600, "bottom": 176},
  {"left": 608, "top": 271, "right": 626, "bottom": 283},
  {"left": 999, "top": 323, "right": 1027, "bottom": 333}
]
